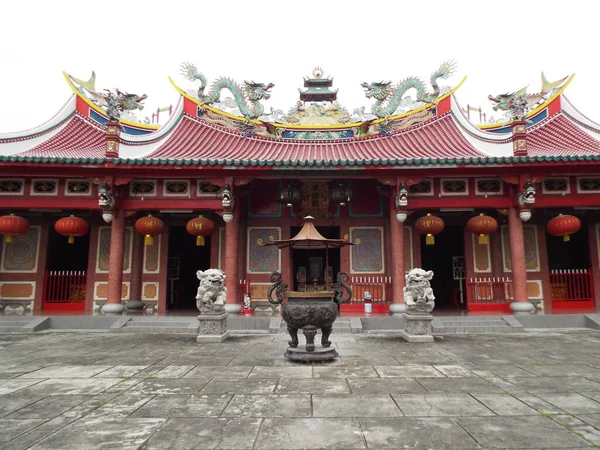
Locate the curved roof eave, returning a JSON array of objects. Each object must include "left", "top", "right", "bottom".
[
  {"left": 120, "top": 96, "right": 185, "bottom": 145},
  {"left": 0, "top": 95, "right": 76, "bottom": 141},
  {"left": 561, "top": 96, "right": 600, "bottom": 134},
  {"left": 449, "top": 96, "right": 513, "bottom": 157}
]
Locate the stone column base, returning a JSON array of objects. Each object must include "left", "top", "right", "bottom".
[
  {"left": 101, "top": 303, "right": 126, "bottom": 315},
  {"left": 125, "top": 300, "right": 145, "bottom": 314},
  {"left": 196, "top": 312, "right": 230, "bottom": 343},
  {"left": 389, "top": 303, "right": 407, "bottom": 315},
  {"left": 400, "top": 312, "right": 434, "bottom": 343},
  {"left": 224, "top": 304, "right": 242, "bottom": 315},
  {"left": 510, "top": 301, "right": 535, "bottom": 314}
]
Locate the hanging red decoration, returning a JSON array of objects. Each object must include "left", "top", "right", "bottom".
[
  {"left": 185, "top": 215, "right": 215, "bottom": 246},
  {"left": 54, "top": 216, "right": 89, "bottom": 244},
  {"left": 547, "top": 214, "right": 581, "bottom": 242},
  {"left": 134, "top": 214, "right": 165, "bottom": 246},
  {"left": 414, "top": 213, "right": 445, "bottom": 245},
  {"left": 0, "top": 214, "right": 30, "bottom": 243},
  {"left": 467, "top": 213, "right": 498, "bottom": 245}
]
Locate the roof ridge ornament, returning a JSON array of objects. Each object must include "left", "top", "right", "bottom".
[
  {"left": 66, "top": 72, "right": 148, "bottom": 122},
  {"left": 488, "top": 72, "right": 569, "bottom": 122},
  {"left": 361, "top": 60, "right": 456, "bottom": 119},
  {"left": 180, "top": 62, "right": 274, "bottom": 120}
]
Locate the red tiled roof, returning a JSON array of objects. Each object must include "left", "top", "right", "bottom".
[
  {"left": 17, "top": 115, "right": 106, "bottom": 159},
  {"left": 146, "top": 113, "right": 485, "bottom": 162},
  {"left": 527, "top": 113, "right": 600, "bottom": 156}
]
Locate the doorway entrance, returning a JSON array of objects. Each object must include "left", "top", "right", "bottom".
[
  {"left": 43, "top": 226, "right": 90, "bottom": 310},
  {"left": 546, "top": 221, "right": 594, "bottom": 308},
  {"left": 420, "top": 225, "right": 464, "bottom": 311},
  {"left": 290, "top": 226, "right": 340, "bottom": 291},
  {"left": 166, "top": 226, "right": 211, "bottom": 311}
]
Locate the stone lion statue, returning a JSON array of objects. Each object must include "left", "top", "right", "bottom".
[
  {"left": 195, "top": 269, "right": 227, "bottom": 313},
  {"left": 403, "top": 268, "right": 435, "bottom": 313}
]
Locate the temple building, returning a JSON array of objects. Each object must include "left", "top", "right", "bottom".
[{"left": 0, "top": 64, "right": 599, "bottom": 316}]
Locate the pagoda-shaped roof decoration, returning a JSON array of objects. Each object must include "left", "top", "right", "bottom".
[
  {"left": 299, "top": 67, "right": 338, "bottom": 103},
  {"left": 261, "top": 216, "right": 352, "bottom": 249}
]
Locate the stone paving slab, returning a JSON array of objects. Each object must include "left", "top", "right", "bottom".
[
  {"left": 456, "top": 415, "right": 592, "bottom": 449},
  {"left": 1, "top": 330, "right": 600, "bottom": 449},
  {"left": 27, "top": 417, "right": 166, "bottom": 450},
  {"left": 254, "top": 418, "right": 366, "bottom": 449}
]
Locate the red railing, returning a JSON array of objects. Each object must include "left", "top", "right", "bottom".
[
  {"left": 42, "top": 270, "right": 87, "bottom": 311},
  {"left": 341, "top": 276, "right": 392, "bottom": 313},
  {"left": 466, "top": 277, "right": 512, "bottom": 312},
  {"left": 550, "top": 269, "right": 594, "bottom": 309}
]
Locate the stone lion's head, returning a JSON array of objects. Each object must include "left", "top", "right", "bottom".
[
  {"left": 197, "top": 269, "right": 226, "bottom": 290},
  {"left": 406, "top": 268, "right": 433, "bottom": 287}
]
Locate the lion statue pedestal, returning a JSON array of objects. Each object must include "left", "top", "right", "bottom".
[
  {"left": 399, "top": 268, "right": 436, "bottom": 343},
  {"left": 195, "top": 269, "right": 230, "bottom": 343}
]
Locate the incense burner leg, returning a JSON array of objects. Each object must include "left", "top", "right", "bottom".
[
  {"left": 287, "top": 327, "right": 299, "bottom": 348},
  {"left": 321, "top": 326, "right": 332, "bottom": 348},
  {"left": 303, "top": 325, "right": 317, "bottom": 352}
]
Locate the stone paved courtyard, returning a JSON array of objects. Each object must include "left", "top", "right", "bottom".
[{"left": 1, "top": 329, "right": 600, "bottom": 449}]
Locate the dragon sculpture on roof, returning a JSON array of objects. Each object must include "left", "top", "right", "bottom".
[
  {"left": 67, "top": 72, "right": 148, "bottom": 121},
  {"left": 180, "top": 62, "right": 274, "bottom": 120},
  {"left": 488, "top": 73, "right": 568, "bottom": 120},
  {"left": 361, "top": 61, "right": 456, "bottom": 119}
]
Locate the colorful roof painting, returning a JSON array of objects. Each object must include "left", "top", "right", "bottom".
[{"left": 1, "top": 65, "right": 600, "bottom": 168}]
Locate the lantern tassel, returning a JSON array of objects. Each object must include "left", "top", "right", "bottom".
[
  {"left": 426, "top": 234, "right": 435, "bottom": 246},
  {"left": 196, "top": 235, "right": 205, "bottom": 246},
  {"left": 68, "top": 236, "right": 75, "bottom": 244},
  {"left": 6, "top": 235, "right": 13, "bottom": 244},
  {"left": 563, "top": 235, "right": 570, "bottom": 242},
  {"left": 144, "top": 235, "right": 153, "bottom": 246},
  {"left": 478, "top": 234, "right": 488, "bottom": 245}
]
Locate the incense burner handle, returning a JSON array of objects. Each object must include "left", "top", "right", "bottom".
[
  {"left": 267, "top": 271, "right": 287, "bottom": 305},
  {"left": 333, "top": 271, "right": 352, "bottom": 304}
]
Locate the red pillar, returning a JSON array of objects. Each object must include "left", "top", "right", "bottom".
[
  {"left": 101, "top": 211, "right": 126, "bottom": 314},
  {"left": 127, "top": 231, "right": 145, "bottom": 312},
  {"left": 224, "top": 207, "right": 241, "bottom": 314},
  {"left": 389, "top": 197, "right": 406, "bottom": 315},
  {"left": 508, "top": 207, "right": 534, "bottom": 313}
]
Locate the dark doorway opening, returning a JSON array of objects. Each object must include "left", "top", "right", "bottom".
[
  {"left": 166, "top": 226, "right": 211, "bottom": 311},
  {"left": 546, "top": 221, "right": 594, "bottom": 308},
  {"left": 46, "top": 227, "right": 90, "bottom": 271},
  {"left": 43, "top": 226, "right": 90, "bottom": 310},
  {"left": 290, "top": 226, "right": 340, "bottom": 291},
  {"left": 420, "top": 225, "right": 464, "bottom": 310},
  {"left": 546, "top": 223, "right": 590, "bottom": 270}
]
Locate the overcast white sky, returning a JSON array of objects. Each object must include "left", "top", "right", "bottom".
[{"left": 0, "top": 0, "right": 597, "bottom": 132}]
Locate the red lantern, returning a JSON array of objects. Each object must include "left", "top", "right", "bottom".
[
  {"left": 415, "top": 213, "right": 445, "bottom": 245},
  {"left": 55, "top": 216, "right": 89, "bottom": 244},
  {"left": 134, "top": 214, "right": 164, "bottom": 246},
  {"left": 467, "top": 213, "right": 498, "bottom": 245},
  {"left": 185, "top": 215, "right": 215, "bottom": 246},
  {"left": 0, "top": 214, "right": 30, "bottom": 243},
  {"left": 547, "top": 214, "right": 581, "bottom": 242}
]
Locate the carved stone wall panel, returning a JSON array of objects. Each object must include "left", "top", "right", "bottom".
[
  {"left": 1, "top": 226, "right": 41, "bottom": 273},
  {"left": 247, "top": 227, "right": 281, "bottom": 274},
  {"left": 500, "top": 225, "right": 540, "bottom": 272},
  {"left": 350, "top": 227, "right": 384, "bottom": 274},
  {"left": 96, "top": 226, "right": 133, "bottom": 273}
]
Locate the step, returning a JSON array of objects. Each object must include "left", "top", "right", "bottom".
[
  {"left": 0, "top": 325, "right": 28, "bottom": 332},
  {"left": 441, "top": 325, "right": 522, "bottom": 333},
  {"left": 440, "top": 320, "right": 508, "bottom": 327},
  {"left": 118, "top": 327, "right": 197, "bottom": 334},
  {"left": 123, "top": 321, "right": 192, "bottom": 328}
]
